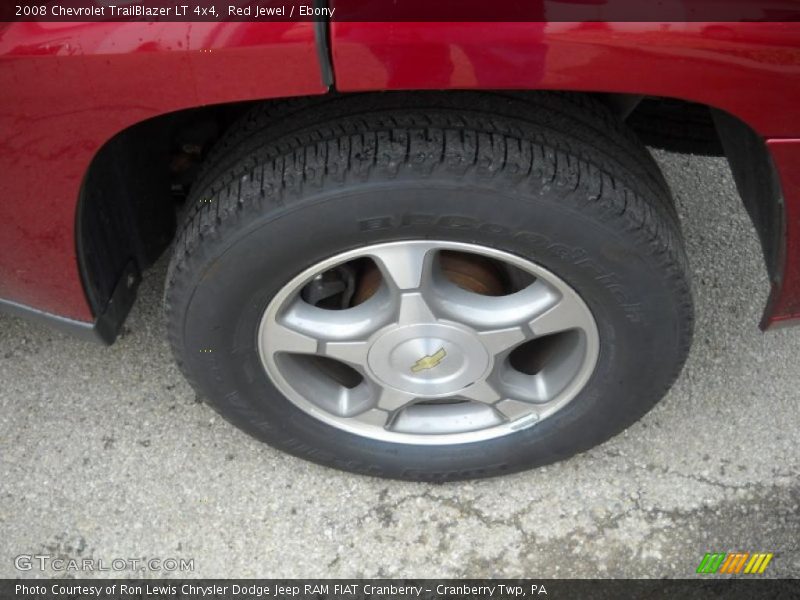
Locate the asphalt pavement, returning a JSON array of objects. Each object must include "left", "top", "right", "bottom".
[{"left": 1, "top": 150, "right": 798, "bottom": 578}]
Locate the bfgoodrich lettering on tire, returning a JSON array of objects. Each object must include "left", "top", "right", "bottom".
[{"left": 165, "top": 92, "right": 693, "bottom": 481}]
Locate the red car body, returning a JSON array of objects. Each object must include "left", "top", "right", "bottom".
[{"left": 2, "top": 15, "right": 800, "bottom": 338}]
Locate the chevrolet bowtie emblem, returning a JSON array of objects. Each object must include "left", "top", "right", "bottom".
[{"left": 411, "top": 347, "right": 447, "bottom": 373}]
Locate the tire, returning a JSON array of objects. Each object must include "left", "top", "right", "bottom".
[{"left": 165, "top": 91, "right": 693, "bottom": 481}]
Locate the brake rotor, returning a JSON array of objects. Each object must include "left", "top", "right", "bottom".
[{"left": 352, "top": 250, "right": 507, "bottom": 305}]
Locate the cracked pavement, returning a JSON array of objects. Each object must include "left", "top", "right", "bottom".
[{"left": 1, "top": 151, "right": 798, "bottom": 578}]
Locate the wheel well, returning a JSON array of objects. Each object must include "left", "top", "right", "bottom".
[
  {"left": 75, "top": 91, "right": 776, "bottom": 341},
  {"left": 76, "top": 102, "right": 256, "bottom": 340},
  {"left": 625, "top": 96, "right": 724, "bottom": 156}
]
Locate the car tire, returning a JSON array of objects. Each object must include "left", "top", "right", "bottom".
[{"left": 165, "top": 92, "right": 693, "bottom": 481}]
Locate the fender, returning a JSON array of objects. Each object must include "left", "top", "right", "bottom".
[{"left": 0, "top": 22, "right": 329, "bottom": 327}]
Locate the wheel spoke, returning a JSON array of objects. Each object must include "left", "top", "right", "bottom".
[
  {"left": 321, "top": 340, "right": 371, "bottom": 366},
  {"left": 529, "top": 293, "right": 592, "bottom": 337},
  {"left": 351, "top": 408, "right": 390, "bottom": 428},
  {"left": 367, "top": 242, "right": 434, "bottom": 290},
  {"left": 397, "top": 292, "right": 437, "bottom": 325},
  {"left": 262, "top": 321, "right": 318, "bottom": 355},
  {"left": 459, "top": 379, "right": 502, "bottom": 404},
  {"left": 477, "top": 325, "right": 527, "bottom": 355},
  {"left": 496, "top": 368, "right": 552, "bottom": 403},
  {"left": 323, "top": 382, "right": 375, "bottom": 417},
  {"left": 281, "top": 294, "right": 390, "bottom": 342},
  {"left": 433, "top": 278, "right": 559, "bottom": 330},
  {"left": 494, "top": 399, "right": 540, "bottom": 424},
  {"left": 376, "top": 387, "right": 417, "bottom": 411}
]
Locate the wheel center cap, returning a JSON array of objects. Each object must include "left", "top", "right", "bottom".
[{"left": 367, "top": 323, "right": 490, "bottom": 397}]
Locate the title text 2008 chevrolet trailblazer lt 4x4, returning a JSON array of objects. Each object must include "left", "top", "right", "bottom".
[{"left": 2, "top": 2, "right": 800, "bottom": 480}]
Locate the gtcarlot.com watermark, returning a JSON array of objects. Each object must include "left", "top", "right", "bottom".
[{"left": 14, "top": 554, "right": 194, "bottom": 573}]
